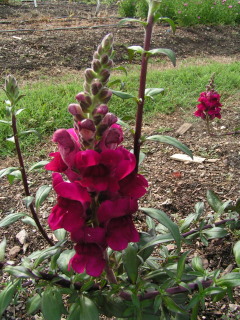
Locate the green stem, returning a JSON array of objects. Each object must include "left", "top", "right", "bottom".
[{"left": 11, "top": 113, "right": 54, "bottom": 246}]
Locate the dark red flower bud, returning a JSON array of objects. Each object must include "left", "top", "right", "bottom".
[
  {"left": 68, "top": 103, "right": 85, "bottom": 121},
  {"left": 93, "top": 51, "right": 100, "bottom": 59},
  {"left": 84, "top": 68, "right": 96, "bottom": 83},
  {"left": 92, "top": 104, "right": 109, "bottom": 125},
  {"left": 91, "top": 82, "right": 103, "bottom": 96},
  {"left": 100, "top": 54, "right": 109, "bottom": 65},
  {"left": 101, "top": 113, "right": 118, "bottom": 127},
  {"left": 100, "top": 69, "right": 110, "bottom": 83},
  {"left": 75, "top": 92, "right": 87, "bottom": 102},
  {"left": 97, "top": 44, "right": 104, "bottom": 55},
  {"left": 98, "top": 88, "right": 112, "bottom": 103},
  {"left": 92, "top": 59, "right": 102, "bottom": 73},
  {"left": 102, "top": 33, "right": 113, "bottom": 50},
  {"left": 79, "top": 119, "right": 96, "bottom": 142}
]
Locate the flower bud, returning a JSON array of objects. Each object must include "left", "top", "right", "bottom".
[
  {"left": 101, "top": 113, "right": 118, "bottom": 127},
  {"left": 75, "top": 92, "right": 92, "bottom": 111},
  {"left": 105, "top": 59, "right": 113, "bottom": 68},
  {"left": 92, "top": 59, "right": 102, "bottom": 73},
  {"left": 93, "top": 51, "right": 100, "bottom": 59},
  {"left": 68, "top": 103, "right": 85, "bottom": 121},
  {"left": 100, "top": 69, "right": 110, "bottom": 84},
  {"left": 84, "top": 68, "right": 96, "bottom": 83},
  {"left": 75, "top": 92, "right": 87, "bottom": 102},
  {"left": 102, "top": 33, "right": 113, "bottom": 50},
  {"left": 92, "top": 104, "right": 109, "bottom": 125},
  {"left": 5, "top": 75, "right": 19, "bottom": 103},
  {"left": 97, "top": 44, "right": 104, "bottom": 55},
  {"left": 98, "top": 88, "right": 112, "bottom": 103},
  {"left": 79, "top": 119, "right": 96, "bottom": 143},
  {"left": 100, "top": 54, "right": 109, "bottom": 65},
  {"left": 91, "top": 82, "right": 103, "bottom": 96}
]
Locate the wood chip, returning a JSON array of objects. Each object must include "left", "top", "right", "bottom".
[
  {"left": 170, "top": 154, "right": 206, "bottom": 163},
  {"left": 176, "top": 123, "right": 192, "bottom": 136}
]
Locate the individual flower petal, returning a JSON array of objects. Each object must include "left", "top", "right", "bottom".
[
  {"left": 119, "top": 172, "right": 148, "bottom": 199},
  {"left": 106, "top": 215, "right": 139, "bottom": 251},
  {"left": 97, "top": 197, "right": 138, "bottom": 223},
  {"left": 69, "top": 243, "right": 106, "bottom": 277},
  {"left": 45, "top": 152, "right": 68, "bottom": 172},
  {"left": 71, "top": 226, "right": 106, "bottom": 245},
  {"left": 52, "top": 173, "right": 90, "bottom": 203},
  {"left": 48, "top": 196, "right": 85, "bottom": 232}
]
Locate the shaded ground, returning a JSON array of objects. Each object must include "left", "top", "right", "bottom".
[{"left": 0, "top": 2, "right": 240, "bottom": 319}]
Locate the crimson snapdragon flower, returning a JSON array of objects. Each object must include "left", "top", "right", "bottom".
[{"left": 194, "top": 90, "right": 222, "bottom": 120}]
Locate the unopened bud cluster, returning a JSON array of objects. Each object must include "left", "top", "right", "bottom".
[{"left": 68, "top": 34, "right": 115, "bottom": 149}]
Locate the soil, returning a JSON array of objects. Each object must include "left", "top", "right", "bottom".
[{"left": 0, "top": 2, "right": 240, "bottom": 320}]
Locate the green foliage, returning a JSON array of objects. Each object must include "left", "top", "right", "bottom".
[{"left": 117, "top": 0, "right": 240, "bottom": 26}]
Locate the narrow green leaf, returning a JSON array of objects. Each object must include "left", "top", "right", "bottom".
[
  {"left": 0, "top": 167, "right": 19, "bottom": 178},
  {"left": 191, "top": 256, "right": 204, "bottom": 273},
  {"left": 15, "top": 108, "right": 25, "bottom": 116},
  {"left": 207, "top": 190, "right": 223, "bottom": 213},
  {"left": 216, "top": 273, "right": 240, "bottom": 288},
  {"left": 140, "top": 208, "right": 181, "bottom": 250},
  {"left": 122, "top": 244, "right": 139, "bottom": 284},
  {"left": 35, "top": 185, "right": 52, "bottom": 209},
  {"left": 145, "top": 88, "right": 164, "bottom": 98},
  {"left": 0, "top": 212, "right": 27, "bottom": 227},
  {"left": 195, "top": 202, "right": 205, "bottom": 219},
  {"left": 21, "top": 217, "right": 37, "bottom": 228},
  {"left": 54, "top": 229, "right": 67, "bottom": 241},
  {"left": 176, "top": 251, "right": 189, "bottom": 281},
  {"left": 163, "top": 296, "right": 187, "bottom": 314},
  {"left": 202, "top": 227, "right": 228, "bottom": 239},
  {"left": 146, "top": 135, "right": 192, "bottom": 158},
  {"left": 111, "top": 90, "right": 136, "bottom": 100},
  {"left": 148, "top": 48, "right": 176, "bottom": 66},
  {"left": 34, "top": 246, "right": 61, "bottom": 268},
  {"left": 26, "top": 293, "right": 41, "bottom": 315},
  {"left": 19, "top": 129, "right": 41, "bottom": 139},
  {"left": 0, "top": 280, "right": 20, "bottom": 317},
  {"left": 7, "top": 170, "right": 22, "bottom": 184},
  {"left": 138, "top": 233, "right": 174, "bottom": 253},
  {"left": 67, "top": 303, "right": 81, "bottom": 320},
  {"left": 23, "top": 196, "right": 34, "bottom": 208},
  {"left": 4, "top": 266, "right": 34, "bottom": 278},
  {"left": 128, "top": 45, "right": 145, "bottom": 54},
  {"left": 29, "top": 160, "right": 49, "bottom": 171},
  {"left": 0, "top": 237, "right": 7, "bottom": 262},
  {"left": 117, "top": 119, "right": 131, "bottom": 130},
  {"left": 79, "top": 296, "right": 99, "bottom": 320},
  {"left": 204, "top": 287, "right": 225, "bottom": 296},
  {"left": 57, "top": 249, "right": 75, "bottom": 275},
  {"left": 233, "top": 240, "right": 240, "bottom": 267},
  {"left": 158, "top": 17, "right": 176, "bottom": 34},
  {"left": 119, "top": 18, "right": 147, "bottom": 26},
  {"left": 0, "top": 120, "right": 11, "bottom": 125},
  {"left": 112, "top": 65, "right": 128, "bottom": 76},
  {"left": 41, "top": 287, "right": 65, "bottom": 320}
]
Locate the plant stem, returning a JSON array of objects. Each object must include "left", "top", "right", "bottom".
[
  {"left": 104, "top": 250, "right": 117, "bottom": 284},
  {"left": 134, "top": 14, "right": 154, "bottom": 173},
  {"left": 11, "top": 113, "right": 54, "bottom": 246}
]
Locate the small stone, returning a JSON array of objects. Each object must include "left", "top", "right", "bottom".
[
  {"left": 16, "top": 229, "right": 28, "bottom": 244},
  {"left": 9, "top": 246, "right": 21, "bottom": 258}
]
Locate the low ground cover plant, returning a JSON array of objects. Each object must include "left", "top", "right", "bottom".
[
  {"left": 117, "top": 0, "right": 240, "bottom": 26},
  {"left": 0, "top": 1, "right": 240, "bottom": 319}
]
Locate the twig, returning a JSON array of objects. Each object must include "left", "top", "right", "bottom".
[{"left": 11, "top": 113, "right": 54, "bottom": 246}]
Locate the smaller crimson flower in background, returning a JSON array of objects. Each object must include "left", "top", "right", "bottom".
[{"left": 194, "top": 74, "right": 222, "bottom": 135}]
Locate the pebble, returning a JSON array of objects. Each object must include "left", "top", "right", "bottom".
[{"left": 9, "top": 246, "right": 21, "bottom": 258}]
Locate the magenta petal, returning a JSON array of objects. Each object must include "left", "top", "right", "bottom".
[
  {"left": 98, "top": 197, "right": 138, "bottom": 223},
  {"left": 71, "top": 226, "right": 106, "bottom": 244},
  {"left": 75, "top": 150, "right": 101, "bottom": 169},
  {"left": 119, "top": 173, "right": 148, "bottom": 198},
  {"left": 106, "top": 216, "right": 140, "bottom": 251},
  {"left": 45, "top": 152, "right": 68, "bottom": 172},
  {"left": 52, "top": 173, "right": 90, "bottom": 203}
]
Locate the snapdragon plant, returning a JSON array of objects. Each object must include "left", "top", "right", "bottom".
[{"left": 0, "top": 1, "right": 240, "bottom": 319}]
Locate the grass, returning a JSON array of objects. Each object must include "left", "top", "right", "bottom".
[
  {"left": 0, "top": 58, "right": 239, "bottom": 157},
  {"left": 117, "top": 0, "right": 240, "bottom": 26}
]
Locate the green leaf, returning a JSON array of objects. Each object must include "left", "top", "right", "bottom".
[
  {"left": 0, "top": 280, "right": 20, "bottom": 317},
  {"left": 163, "top": 296, "right": 187, "bottom": 314},
  {"left": 54, "top": 229, "right": 67, "bottom": 241},
  {"left": 119, "top": 18, "right": 147, "bottom": 26},
  {"left": 195, "top": 202, "right": 205, "bottom": 219},
  {"left": 233, "top": 240, "right": 240, "bottom": 267},
  {"left": 0, "top": 167, "right": 19, "bottom": 179},
  {"left": 19, "top": 129, "right": 41, "bottom": 139},
  {"left": 7, "top": 169, "right": 22, "bottom": 184},
  {"left": 117, "top": 119, "right": 131, "bottom": 130},
  {"left": 0, "top": 212, "right": 27, "bottom": 227},
  {"left": 4, "top": 265, "right": 34, "bottom": 278},
  {"left": 67, "top": 303, "right": 81, "bottom": 320},
  {"left": 146, "top": 135, "right": 192, "bottom": 158},
  {"left": 145, "top": 88, "right": 164, "bottom": 99},
  {"left": 216, "top": 273, "right": 240, "bottom": 288},
  {"left": 79, "top": 296, "right": 99, "bottom": 320},
  {"left": 207, "top": 190, "right": 223, "bottom": 214},
  {"left": 21, "top": 217, "right": 37, "bottom": 228},
  {"left": 140, "top": 208, "right": 181, "bottom": 250},
  {"left": 41, "top": 287, "right": 65, "bottom": 320},
  {"left": 0, "top": 120, "right": 11, "bottom": 125},
  {"left": 122, "top": 244, "right": 139, "bottom": 284},
  {"left": 6, "top": 136, "right": 15, "bottom": 143},
  {"left": 112, "top": 65, "right": 128, "bottom": 76},
  {"left": 15, "top": 108, "right": 25, "bottom": 116},
  {"left": 128, "top": 45, "right": 145, "bottom": 54},
  {"left": 202, "top": 227, "right": 228, "bottom": 239},
  {"left": 111, "top": 90, "right": 136, "bottom": 100},
  {"left": 176, "top": 251, "right": 189, "bottom": 282},
  {"left": 138, "top": 233, "right": 174, "bottom": 253},
  {"left": 35, "top": 185, "right": 52, "bottom": 210},
  {"left": 26, "top": 293, "right": 41, "bottom": 315},
  {"left": 158, "top": 17, "right": 176, "bottom": 34},
  {"left": 180, "top": 213, "right": 197, "bottom": 232},
  {"left": 34, "top": 246, "right": 61, "bottom": 268},
  {"left": 147, "top": 48, "right": 176, "bottom": 66},
  {"left": 57, "top": 249, "right": 75, "bottom": 275},
  {"left": 29, "top": 160, "right": 49, "bottom": 171},
  {"left": 23, "top": 196, "right": 34, "bottom": 208},
  {"left": 0, "top": 237, "right": 7, "bottom": 262},
  {"left": 191, "top": 256, "right": 204, "bottom": 273}
]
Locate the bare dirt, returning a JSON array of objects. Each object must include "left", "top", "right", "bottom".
[{"left": 0, "top": 2, "right": 240, "bottom": 319}]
